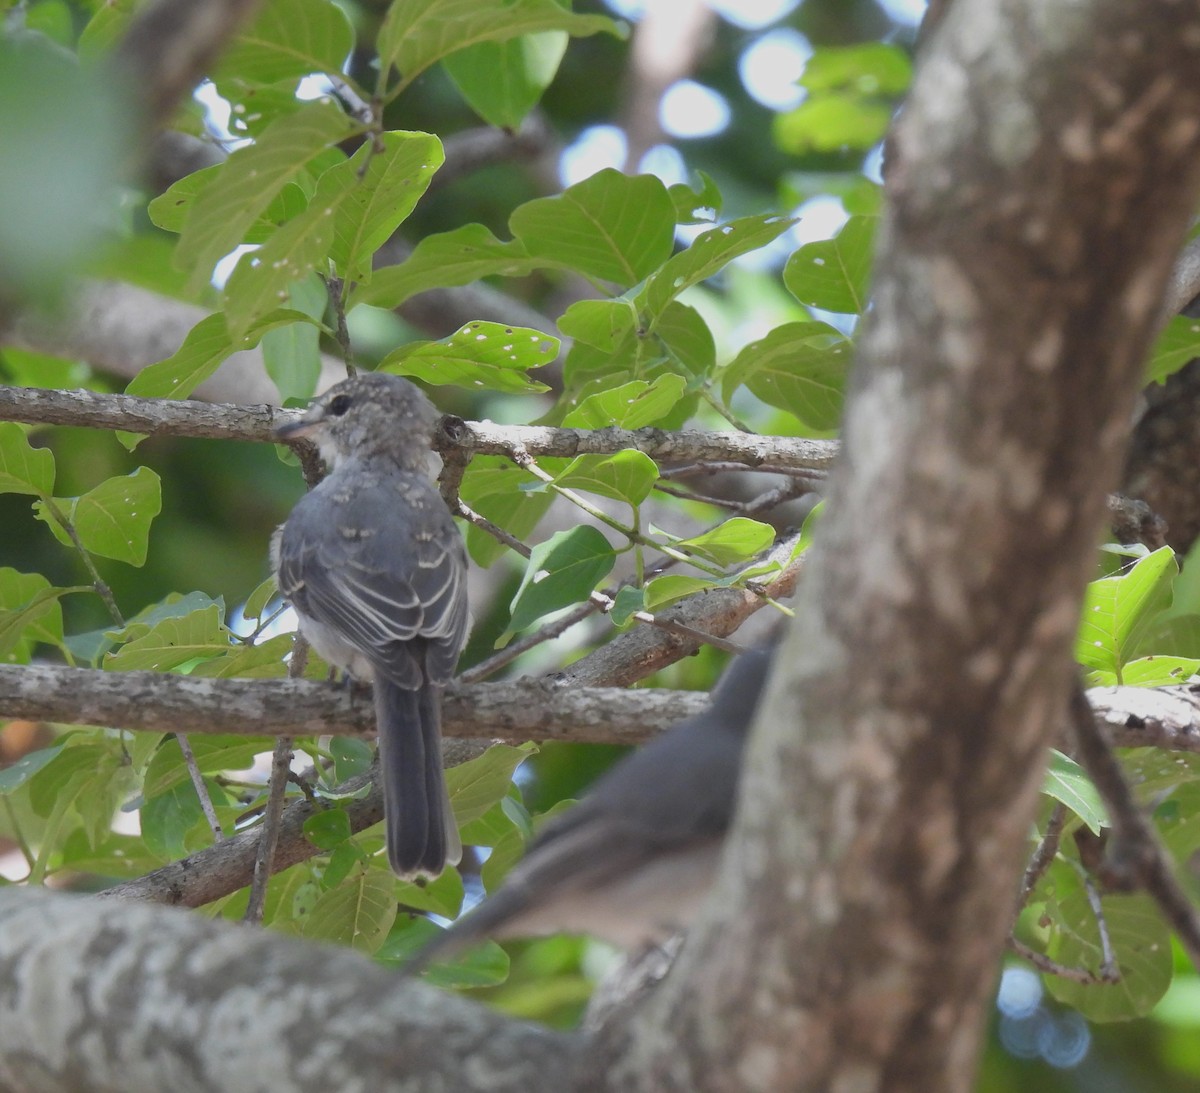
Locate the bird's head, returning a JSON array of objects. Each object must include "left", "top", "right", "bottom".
[{"left": 274, "top": 372, "right": 440, "bottom": 470}]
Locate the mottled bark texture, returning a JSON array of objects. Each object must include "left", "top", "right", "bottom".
[
  {"left": 601, "top": 3, "right": 1200, "bottom": 1091},
  {"left": 0, "top": 888, "right": 580, "bottom": 1093},
  {"left": 1124, "top": 346, "right": 1200, "bottom": 552}
]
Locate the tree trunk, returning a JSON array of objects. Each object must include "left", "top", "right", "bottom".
[{"left": 601, "top": 2, "right": 1200, "bottom": 1089}]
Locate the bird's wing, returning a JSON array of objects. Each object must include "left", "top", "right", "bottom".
[{"left": 277, "top": 472, "right": 469, "bottom": 686}]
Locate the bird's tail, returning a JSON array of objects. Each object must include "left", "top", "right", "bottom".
[{"left": 375, "top": 678, "right": 462, "bottom": 879}]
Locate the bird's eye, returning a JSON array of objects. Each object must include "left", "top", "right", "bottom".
[{"left": 328, "top": 394, "right": 353, "bottom": 417}]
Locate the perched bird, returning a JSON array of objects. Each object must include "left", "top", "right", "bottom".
[
  {"left": 404, "top": 643, "right": 776, "bottom": 972},
  {"left": 273, "top": 373, "right": 469, "bottom": 878}
]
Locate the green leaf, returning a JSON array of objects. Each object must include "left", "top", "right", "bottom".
[
  {"left": 640, "top": 214, "right": 795, "bottom": 319},
  {"left": 1076, "top": 547, "right": 1177, "bottom": 678},
  {"left": 1043, "top": 750, "right": 1109, "bottom": 834},
  {"left": 141, "top": 734, "right": 270, "bottom": 798},
  {"left": 1041, "top": 862, "right": 1173, "bottom": 1021},
  {"left": 262, "top": 275, "right": 326, "bottom": 404},
  {"left": 674, "top": 518, "right": 775, "bottom": 567},
  {"left": 124, "top": 309, "right": 321, "bottom": 405},
  {"left": 722, "top": 320, "right": 850, "bottom": 431},
  {"left": 0, "top": 569, "right": 78, "bottom": 663},
  {"left": 392, "top": 862, "right": 465, "bottom": 918},
  {"left": 459, "top": 456, "right": 552, "bottom": 567},
  {"left": 508, "top": 526, "right": 615, "bottom": 632},
  {"left": 304, "top": 807, "right": 353, "bottom": 850},
  {"left": 302, "top": 868, "right": 398, "bottom": 953},
  {"left": 655, "top": 301, "right": 716, "bottom": 379},
  {"left": 0, "top": 743, "right": 66, "bottom": 795},
  {"left": 510, "top": 169, "right": 675, "bottom": 287},
  {"left": 241, "top": 576, "right": 279, "bottom": 622},
  {"left": 774, "top": 94, "right": 892, "bottom": 155},
  {"left": 0, "top": 422, "right": 54, "bottom": 496},
  {"left": 175, "top": 100, "right": 355, "bottom": 291},
  {"left": 349, "top": 223, "right": 539, "bottom": 311},
  {"left": 27, "top": 741, "right": 113, "bottom": 817},
  {"left": 34, "top": 467, "right": 162, "bottom": 565},
  {"left": 0, "top": 36, "right": 130, "bottom": 303},
  {"left": 446, "top": 743, "right": 536, "bottom": 826},
  {"left": 104, "top": 604, "right": 229, "bottom": 671},
  {"left": 669, "top": 171, "right": 722, "bottom": 225},
  {"left": 1085, "top": 655, "right": 1200, "bottom": 689},
  {"left": 380, "top": 321, "right": 556, "bottom": 393},
  {"left": 141, "top": 781, "right": 208, "bottom": 860},
  {"left": 330, "top": 737, "right": 374, "bottom": 783},
  {"left": 563, "top": 374, "right": 687, "bottom": 429},
  {"left": 216, "top": 0, "right": 355, "bottom": 84},
  {"left": 1147, "top": 314, "right": 1200, "bottom": 385},
  {"left": 609, "top": 584, "right": 646, "bottom": 627},
  {"left": 799, "top": 43, "right": 912, "bottom": 96},
  {"left": 443, "top": 31, "right": 567, "bottom": 130},
  {"left": 783, "top": 215, "right": 876, "bottom": 314},
  {"left": 377, "top": 0, "right": 618, "bottom": 84},
  {"left": 558, "top": 298, "right": 638, "bottom": 351},
  {"left": 552, "top": 450, "right": 659, "bottom": 506},
  {"left": 327, "top": 130, "right": 445, "bottom": 283},
  {"left": 643, "top": 574, "right": 713, "bottom": 611},
  {"left": 117, "top": 591, "right": 227, "bottom": 643}
]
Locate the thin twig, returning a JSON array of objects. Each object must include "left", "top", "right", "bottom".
[
  {"left": 243, "top": 734, "right": 296, "bottom": 923},
  {"left": 1019, "top": 803, "right": 1067, "bottom": 905},
  {"left": 1006, "top": 936, "right": 1111, "bottom": 985},
  {"left": 177, "top": 733, "right": 224, "bottom": 844},
  {"left": 243, "top": 635, "right": 307, "bottom": 923},
  {"left": 38, "top": 497, "right": 125, "bottom": 628},
  {"left": 1083, "top": 873, "right": 1120, "bottom": 980},
  {"left": 1068, "top": 684, "right": 1200, "bottom": 973}
]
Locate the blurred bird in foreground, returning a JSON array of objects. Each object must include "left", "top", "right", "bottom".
[
  {"left": 273, "top": 372, "right": 469, "bottom": 879},
  {"left": 404, "top": 643, "right": 775, "bottom": 973}
]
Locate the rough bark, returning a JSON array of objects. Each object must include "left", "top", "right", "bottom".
[
  {"left": 0, "top": 663, "right": 706, "bottom": 744},
  {"left": 0, "top": 888, "right": 580, "bottom": 1093},
  {"left": 602, "top": 3, "right": 1200, "bottom": 1090}
]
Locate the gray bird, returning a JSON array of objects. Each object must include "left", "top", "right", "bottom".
[
  {"left": 404, "top": 643, "right": 775, "bottom": 972},
  {"left": 273, "top": 373, "right": 469, "bottom": 879}
]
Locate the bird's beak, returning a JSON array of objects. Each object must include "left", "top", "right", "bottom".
[{"left": 274, "top": 408, "right": 323, "bottom": 442}]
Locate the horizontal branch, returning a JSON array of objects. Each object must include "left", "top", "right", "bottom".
[
  {"left": 0, "top": 663, "right": 703, "bottom": 745},
  {"left": 0, "top": 384, "right": 839, "bottom": 470},
  {"left": 2, "top": 662, "right": 1198, "bottom": 754}
]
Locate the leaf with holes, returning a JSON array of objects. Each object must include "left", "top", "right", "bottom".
[
  {"left": 563, "top": 374, "right": 687, "bottom": 429},
  {"left": 1043, "top": 750, "right": 1108, "bottom": 834},
  {"left": 34, "top": 467, "right": 162, "bottom": 565},
  {"left": 784, "top": 215, "right": 876, "bottom": 314},
  {"left": 640, "top": 214, "right": 795, "bottom": 318},
  {"left": 1076, "top": 546, "right": 1177, "bottom": 678},
  {"left": 380, "top": 321, "right": 556, "bottom": 393},
  {"left": 1040, "top": 861, "right": 1173, "bottom": 1021},
  {"left": 175, "top": 100, "right": 355, "bottom": 291}
]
